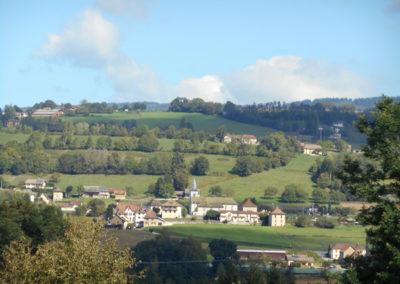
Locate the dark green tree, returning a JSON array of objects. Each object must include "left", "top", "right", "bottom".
[
  {"left": 281, "top": 184, "right": 308, "bottom": 203},
  {"left": 338, "top": 96, "right": 400, "bottom": 283},
  {"left": 264, "top": 186, "right": 278, "bottom": 198},
  {"left": 190, "top": 156, "right": 210, "bottom": 176}
]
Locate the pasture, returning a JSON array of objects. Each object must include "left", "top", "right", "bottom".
[{"left": 165, "top": 224, "right": 366, "bottom": 251}]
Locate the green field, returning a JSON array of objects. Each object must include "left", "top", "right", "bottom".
[
  {"left": 64, "top": 112, "right": 276, "bottom": 137},
  {"left": 165, "top": 224, "right": 366, "bottom": 251}
]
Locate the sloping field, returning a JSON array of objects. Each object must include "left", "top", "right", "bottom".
[
  {"left": 167, "top": 224, "right": 366, "bottom": 251},
  {"left": 64, "top": 112, "right": 276, "bottom": 137}
]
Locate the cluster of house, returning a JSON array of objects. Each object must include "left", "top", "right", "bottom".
[
  {"left": 223, "top": 134, "right": 258, "bottom": 145},
  {"left": 328, "top": 243, "right": 366, "bottom": 263},
  {"left": 105, "top": 179, "right": 286, "bottom": 229}
]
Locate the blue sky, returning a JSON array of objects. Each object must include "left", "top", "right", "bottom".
[{"left": 1, "top": 0, "right": 399, "bottom": 107}]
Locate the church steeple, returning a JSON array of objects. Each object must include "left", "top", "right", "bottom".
[
  {"left": 189, "top": 179, "right": 200, "bottom": 197},
  {"left": 191, "top": 179, "right": 197, "bottom": 191}
]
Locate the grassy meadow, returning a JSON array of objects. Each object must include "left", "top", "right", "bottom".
[
  {"left": 165, "top": 224, "right": 366, "bottom": 251},
  {"left": 63, "top": 111, "right": 276, "bottom": 137}
]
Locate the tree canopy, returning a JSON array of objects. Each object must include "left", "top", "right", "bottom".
[{"left": 338, "top": 96, "right": 400, "bottom": 283}]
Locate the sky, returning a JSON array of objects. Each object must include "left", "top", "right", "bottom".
[{"left": 1, "top": 0, "right": 399, "bottom": 107}]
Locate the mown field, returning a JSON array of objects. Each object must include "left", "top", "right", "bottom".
[
  {"left": 2, "top": 154, "right": 317, "bottom": 203},
  {"left": 164, "top": 224, "right": 366, "bottom": 251},
  {"left": 63, "top": 111, "right": 276, "bottom": 137}
]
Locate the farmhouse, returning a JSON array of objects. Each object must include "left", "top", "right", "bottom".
[
  {"left": 31, "top": 108, "right": 62, "bottom": 117},
  {"left": 286, "top": 254, "right": 314, "bottom": 267},
  {"left": 328, "top": 243, "right": 366, "bottom": 262},
  {"left": 52, "top": 188, "right": 63, "bottom": 201},
  {"left": 237, "top": 249, "right": 286, "bottom": 261},
  {"left": 82, "top": 186, "right": 110, "bottom": 198},
  {"left": 268, "top": 207, "right": 286, "bottom": 227},
  {"left": 25, "top": 179, "right": 46, "bottom": 189},
  {"left": 108, "top": 188, "right": 126, "bottom": 200},
  {"left": 190, "top": 197, "right": 238, "bottom": 217}
]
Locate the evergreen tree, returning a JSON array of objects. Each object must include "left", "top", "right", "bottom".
[{"left": 338, "top": 96, "right": 400, "bottom": 283}]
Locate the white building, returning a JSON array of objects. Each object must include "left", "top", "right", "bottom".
[{"left": 190, "top": 197, "right": 238, "bottom": 217}]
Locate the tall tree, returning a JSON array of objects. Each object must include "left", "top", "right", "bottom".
[{"left": 338, "top": 96, "right": 400, "bottom": 283}]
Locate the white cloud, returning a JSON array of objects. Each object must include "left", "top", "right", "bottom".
[
  {"left": 36, "top": 10, "right": 375, "bottom": 104},
  {"left": 37, "top": 9, "right": 165, "bottom": 102},
  {"left": 174, "top": 75, "right": 231, "bottom": 103},
  {"left": 222, "top": 56, "right": 376, "bottom": 104},
  {"left": 94, "top": 0, "right": 154, "bottom": 19}
]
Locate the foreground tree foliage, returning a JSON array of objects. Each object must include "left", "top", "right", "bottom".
[
  {"left": 0, "top": 217, "right": 139, "bottom": 283},
  {"left": 338, "top": 96, "right": 400, "bottom": 283}
]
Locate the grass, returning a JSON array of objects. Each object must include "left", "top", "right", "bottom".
[
  {"left": 0, "top": 131, "right": 29, "bottom": 143},
  {"left": 165, "top": 224, "right": 366, "bottom": 251},
  {"left": 63, "top": 112, "right": 276, "bottom": 137}
]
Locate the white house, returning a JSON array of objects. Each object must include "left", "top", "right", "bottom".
[
  {"left": 160, "top": 200, "right": 183, "bottom": 219},
  {"left": 25, "top": 179, "right": 46, "bottom": 189}
]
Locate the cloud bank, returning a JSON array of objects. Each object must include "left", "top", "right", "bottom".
[
  {"left": 37, "top": 9, "right": 165, "bottom": 102},
  {"left": 37, "top": 9, "right": 376, "bottom": 104}
]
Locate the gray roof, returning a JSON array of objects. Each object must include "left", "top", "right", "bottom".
[
  {"left": 192, "top": 197, "right": 237, "bottom": 208},
  {"left": 83, "top": 186, "right": 108, "bottom": 193}
]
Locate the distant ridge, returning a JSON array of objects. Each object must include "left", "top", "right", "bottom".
[{"left": 292, "top": 96, "right": 400, "bottom": 110}]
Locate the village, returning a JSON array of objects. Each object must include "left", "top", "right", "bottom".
[{"left": 19, "top": 177, "right": 366, "bottom": 269}]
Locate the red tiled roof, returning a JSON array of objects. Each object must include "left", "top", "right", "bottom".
[
  {"left": 108, "top": 188, "right": 126, "bottom": 195},
  {"left": 240, "top": 199, "right": 257, "bottom": 208},
  {"left": 242, "top": 135, "right": 257, "bottom": 139},
  {"left": 117, "top": 203, "right": 138, "bottom": 213},
  {"left": 162, "top": 200, "right": 183, "bottom": 207},
  {"left": 270, "top": 207, "right": 286, "bottom": 215},
  {"left": 144, "top": 210, "right": 157, "bottom": 219}
]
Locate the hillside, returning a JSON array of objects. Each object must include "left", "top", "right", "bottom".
[{"left": 63, "top": 112, "right": 277, "bottom": 137}]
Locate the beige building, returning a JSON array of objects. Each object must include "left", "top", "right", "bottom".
[
  {"left": 190, "top": 197, "right": 238, "bottom": 217},
  {"left": 53, "top": 188, "right": 64, "bottom": 201},
  {"left": 160, "top": 200, "right": 183, "bottom": 219},
  {"left": 268, "top": 207, "right": 286, "bottom": 227},
  {"left": 143, "top": 211, "right": 164, "bottom": 227},
  {"left": 108, "top": 188, "right": 126, "bottom": 200}
]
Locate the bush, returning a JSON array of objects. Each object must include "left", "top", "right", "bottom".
[
  {"left": 315, "top": 217, "right": 335, "bottom": 229},
  {"left": 190, "top": 156, "right": 210, "bottom": 176},
  {"left": 281, "top": 184, "right": 308, "bottom": 203},
  {"left": 312, "top": 188, "right": 330, "bottom": 203},
  {"left": 264, "top": 186, "right": 278, "bottom": 198},
  {"left": 204, "top": 210, "right": 220, "bottom": 220},
  {"left": 295, "top": 215, "right": 311, "bottom": 227}
]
